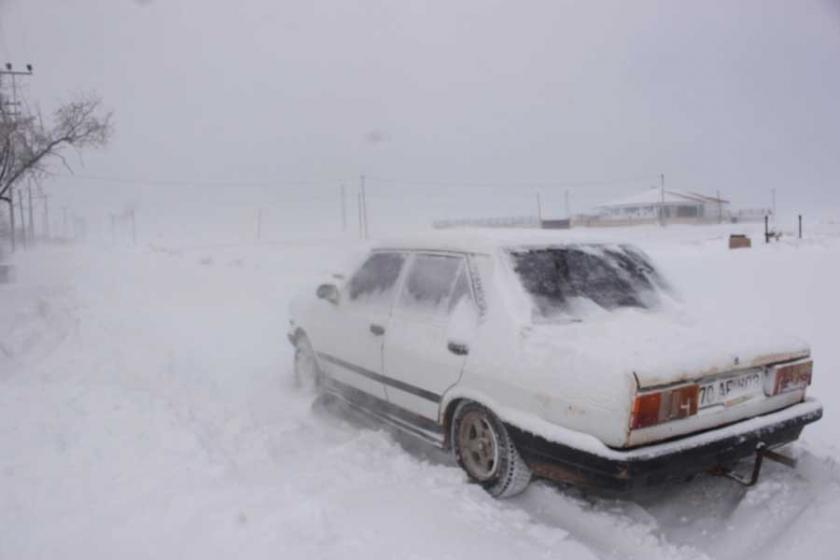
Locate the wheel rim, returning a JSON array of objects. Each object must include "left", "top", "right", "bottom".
[{"left": 457, "top": 410, "right": 500, "bottom": 481}]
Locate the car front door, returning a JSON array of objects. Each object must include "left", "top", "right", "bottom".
[
  {"left": 383, "top": 252, "right": 476, "bottom": 423},
  {"left": 316, "top": 251, "right": 406, "bottom": 402}
]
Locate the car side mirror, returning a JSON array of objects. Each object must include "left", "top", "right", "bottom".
[{"left": 316, "top": 283, "right": 340, "bottom": 305}]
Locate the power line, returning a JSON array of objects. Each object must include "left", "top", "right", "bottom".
[
  {"left": 52, "top": 172, "right": 658, "bottom": 192},
  {"left": 53, "top": 173, "right": 342, "bottom": 189},
  {"left": 365, "top": 174, "right": 658, "bottom": 190}
]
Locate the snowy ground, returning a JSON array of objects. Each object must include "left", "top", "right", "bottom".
[{"left": 2, "top": 222, "right": 840, "bottom": 560}]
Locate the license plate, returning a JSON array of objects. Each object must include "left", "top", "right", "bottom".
[{"left": 698, "top": 369, "right": 764, "bottom": 408}]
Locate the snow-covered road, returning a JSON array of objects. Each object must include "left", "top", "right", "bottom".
[{"left": 2, "top": 224, "right": 839, "bottom": 559}]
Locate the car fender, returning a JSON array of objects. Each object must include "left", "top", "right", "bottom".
[
  {"left": 440, "top": 363, "right": 636, "bottom": 449},
  {"left": 439, "top": 384, "right": 621, "bottom": 455}
]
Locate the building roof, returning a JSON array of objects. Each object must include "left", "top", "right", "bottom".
[{"left": 597, "top": 189, "right": 729, "bottom": 208}]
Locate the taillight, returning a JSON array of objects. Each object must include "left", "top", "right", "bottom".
[
  {"left": 768, "top": 360, "right": 813, "bottom": 396},
  {"left": 631, "top": 384, "right": 699, "bottom": 430}
]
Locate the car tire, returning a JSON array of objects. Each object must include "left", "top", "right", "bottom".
[
  {"left": 451, "top": 401, "right": 532, "bottom": 498},
  {"left": 293, "top": 334, "right": 324, "bottom": 392}
]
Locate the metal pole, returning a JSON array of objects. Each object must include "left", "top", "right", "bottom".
[
  {"left": 340, "top": 184, "right": 347, "bottom": 232},
  {"left": 660, "top": 173, "right": 665, "bottom": 226},
  {"left": 42, "top": 194, "right": 49, "bottom": 240},
  {"left": 765, "top": 215, "right": 769, "bottom": 244},
  {"left": 27, "top": 186, "right": 34, "bottom": 241},
  {"left": 798, "top": 214, "right": 802, "bottom": 239},
  {"left": 8, "top": 189, "right": 15, "bottom": 252},
  {"left": 357, "top": 190, "right": 363, "bottom": 239},
  {"left": 17, "top": 190, "right": 26, "bottom": 249},
  {"left": 131, "top": 209, "right": 137, "bottom": 244},
  {"left": 360, "top": 174, "right": 368, "bottom": 239}
]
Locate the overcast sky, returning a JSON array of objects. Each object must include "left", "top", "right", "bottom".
[{"left": 1, "top": 0, "right": 839, "bottom": 235}]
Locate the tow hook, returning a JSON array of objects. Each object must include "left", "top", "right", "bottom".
[{"left": 711, "top": 442, "right": 798, "bottom": 487}]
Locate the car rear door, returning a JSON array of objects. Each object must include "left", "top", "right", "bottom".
[
  {"left": 316, "top": 251, "right": 406, "bottom": 402},
  {"left": 383, "top": 252, "right": 477, "bottom": 423}
]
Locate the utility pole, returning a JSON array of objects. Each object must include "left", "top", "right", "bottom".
[
  {"left": 340, "top": 184, "right": 347, "bottom": 232},
  {"left": 0, "top": 63, "right": 34, "bottom": 120},
  {"left": 659, "top": 173, "right": 666, "bottom": 226},
  {"left": 357, "top": 190, "right": 363, "bottom": 239},
  {"left": 27, "top": 185, "right": 34, "bottom": 241},
  {"left": 360, "top": 174, "right": 368, "bottom": 239},
  {"left": 17, "top": 189, "right": 26, "bottom": 249},
  {"left": 5, "top": 188, "right": 14, "bottom": 251},
  {"left": 42, "top": 193, "right": 49, "bottom": 239}
]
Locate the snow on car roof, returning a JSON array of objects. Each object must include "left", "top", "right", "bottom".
[{"left": 372, "top": 228, "right": 626, "bottom": 255}]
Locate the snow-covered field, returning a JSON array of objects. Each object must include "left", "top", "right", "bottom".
[{"left": 2, "top": 222, "right": 840, "bottom": 560}]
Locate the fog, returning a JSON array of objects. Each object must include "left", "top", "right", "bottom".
[
  {"left": 1, "top": 0, "right": 839, "bottom": 242},
  {"left": 4, "top": 4, "right": 840, "bottom": 558}
]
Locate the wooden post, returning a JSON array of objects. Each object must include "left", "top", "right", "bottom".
[
  {"left": 7, "top": 189, "right": 15, "bottom": 252},
  {"left": 360, "top": 175, "right": 368, "bottom": 239},
  {"left": 357, "top": 191, "right": 363, "bottom": 239},
  {"left": 42, "top": 194, "right": 49, "bottom": 240},
  {"left": 798, "top": 214, "right": 802, "bottom": 239},
  {"left": 340, "top": 184, "right": 347, "bottom": 232},
  {"left": 27, "top": 186, "right": 34, "bottom": 241},
  {"left": 18, "top": 191, "right": 26, "bottom": 249}
]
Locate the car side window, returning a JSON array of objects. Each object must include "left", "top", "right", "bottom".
[
  {"left": 347, "top": 252, "right": 406, "bottom": 304},
  {"left": 398, "top": 254, "right": 464, "bottom": 316},
  {"left": 448, "top": 267, "right": 474, "bottom": 313}
]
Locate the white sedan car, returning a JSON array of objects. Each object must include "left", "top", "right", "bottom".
[{"left": 288, "top": 230, "right": 821, "bottom": 497}]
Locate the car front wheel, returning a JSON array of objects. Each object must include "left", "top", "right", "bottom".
[
  {"left": 293, "top": 334, "right": 323, "bottom": 392},
  {"left": 451, "top": 401, "right": 532, "bottom": 498}
]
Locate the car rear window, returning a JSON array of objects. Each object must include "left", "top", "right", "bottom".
[{"left": 508, "top": 244, "right": 667, "bottom": 320}]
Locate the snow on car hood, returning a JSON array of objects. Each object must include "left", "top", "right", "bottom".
[{"left": 521, "top": 305, "right": 809, "bottom": 389}]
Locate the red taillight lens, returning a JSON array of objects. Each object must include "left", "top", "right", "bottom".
[
  {"left": 631, "top": 392, "right": 661, "bottom": 430},
  {"left": 770, "top": 360, "right": 813, "bottom": 395},
  {"left": 631, "top": 385, "right": 699, "bottom": 430}
]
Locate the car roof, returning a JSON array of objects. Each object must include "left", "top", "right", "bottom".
[{"left": 372, "top": 228, "right": 625, "bottom": 255}]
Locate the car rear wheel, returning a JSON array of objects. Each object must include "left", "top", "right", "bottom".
[
  {"left": 452, "top": 401, "right": 532, "bottom": 498},
  {"left": 293, "top": 334, "right": 323, "bottom": 392}
]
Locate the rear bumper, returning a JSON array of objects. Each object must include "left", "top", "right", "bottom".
[{"left": 507, "top": 399, "right": 823, "bottom": 492}]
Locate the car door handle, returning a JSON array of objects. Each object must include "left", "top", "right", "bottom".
[
  {"left": 369, "top": 324, "right": 386, "bottom": 336},
  {"left": 447, "top": 341, "right": 469, "bottom": 356}
]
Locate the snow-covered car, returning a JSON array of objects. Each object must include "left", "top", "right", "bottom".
[{"left": 288, "top": 230, "right": 822, "bottom": 497}]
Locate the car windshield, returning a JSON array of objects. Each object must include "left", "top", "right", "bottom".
[{"left": 508, "top": 244, "right": 668, "bottom": 321}]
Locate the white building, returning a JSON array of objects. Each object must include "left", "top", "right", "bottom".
[{"left": 590, "top": 189, "right": 730, "bottom": 226}]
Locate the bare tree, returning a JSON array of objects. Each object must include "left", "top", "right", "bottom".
[{"left": 0, "top": 94, "right": 112, "bottom": 202}]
